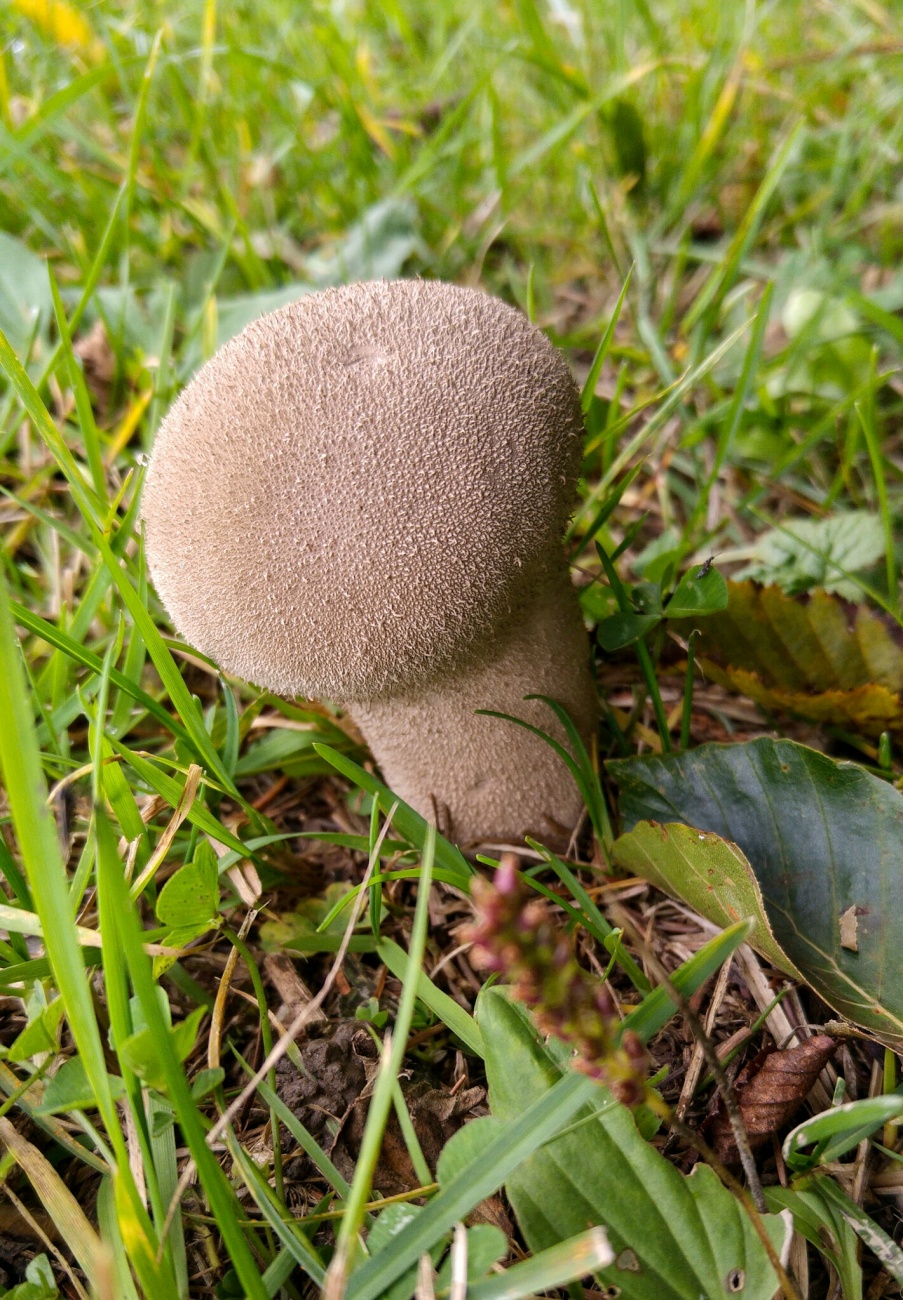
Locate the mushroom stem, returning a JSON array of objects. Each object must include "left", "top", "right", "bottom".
[{"left": 349, "top": 566, "right": 598, "bottom": 846}]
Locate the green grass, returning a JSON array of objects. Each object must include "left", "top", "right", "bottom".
[{"left": 2, "top": 1, "right": 903, "bottom": 1296}]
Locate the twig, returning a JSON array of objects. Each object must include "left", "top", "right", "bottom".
[{"left": 675, "top": 953, "right": 732, "bottom": 1120}]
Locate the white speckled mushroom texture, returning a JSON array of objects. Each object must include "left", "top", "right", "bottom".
[{"left": 143, "top": 279, "right": 599, "bottom": 846}]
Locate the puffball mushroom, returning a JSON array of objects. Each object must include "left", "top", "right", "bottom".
[{"left": 143, "top": 279, "right": 598, "bottom": 845}]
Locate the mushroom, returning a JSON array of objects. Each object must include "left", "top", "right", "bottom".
[{"left": 142, "top": 279, "right": 598, "bottom": 845}]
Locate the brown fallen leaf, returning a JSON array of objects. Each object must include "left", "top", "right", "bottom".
[{"left": 706, "top": 1035, "right": 837, "bottom": 1165}]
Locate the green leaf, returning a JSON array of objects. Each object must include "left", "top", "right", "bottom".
[
  {"left": 120, "top": 1005, "right": 207, "bottom": 1092},
  {"left": 108, "top": 740, "right": 249, "bottom": 858},
  {"left": 0, "top": 233, "right": 52, "bottom": 358},
  {"left": 36, "top": 1056, "right": 127, "bottom": 1115},
  {"left": 612, "top": 823, "right": 800, "bottom": 978},
  {"left": 812, "top": 1175, "right": 903, "bottom": 1285},
  {"left": 345, "top": 1070, "right": 599, "bottom": 1300},
  {"left": 608, "top": 98, "right": 647, "bottom": 186},
  {"left": 190, "top": 1067, "right": 225, "bottom": 1100},
  {"left": 609, "top": 737, "right": 903, "bottom": 1048},
  {"left": 618, "top": 918, "right": 754, "bottom": 1045},
  {"left": 365, "top": 1203, "right": 440, "bottom": 1300},
  {"left": 2, "top": 1251, "right": 59, "bottom": 1300},
  {"left": 234, "top": 726, "right": 346, "bottom": 777},
  {"left": 153, "top": 924, "right": 211, "bottom": 979},
  {"left": 478, "top": 987, "right": 789, "bottom": 1298},
  {"left": 6, "top": 998, "right": 65, "bottom": 1062},
  {"left": 435, "top": 1116, "right": 503, "bottom": 1187},
  {"left": 598, "top": 611, "right": 661, "bottom": 651},
  {"left": 467, "top": 1227, "right": 614, "bottom": 1299},
  {"left": 434, "top": 1224, "right": 507, "bottom": 1295},
  {"left": 10, "top": 598, "right": 199, "bottom": 749},
  {"left": 631, "top": 581, "right": 664, "bottom": 615},
  {"left": 376, "top": 938, "right": 485, "bottom": 1058},
  {"left": 0, "top": 327, "right": 240, "bottom": 798},
  {"left": 735, "top": 511, "right": 884, "bottom": 599},
  {"left": 665, "top": 565, "right": 729, "bottom": 619},
  {"left": 155, "top": 843, "right": 220, "bottom": 929}
]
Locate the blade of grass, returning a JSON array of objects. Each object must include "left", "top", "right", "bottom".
[
  {"left": 328, "top": 826, "right": 437, "bottom": 1288},
  {"left": 688, "top": 280, "right": 773, "bottom": 534},
  {"left": 345, "top": 1069, "right": 599, "bottom": 1300},
  {"left": 376, "top": 937, "right": 485, "bottom": 1057},
  {"left": 0, "top": 328, "right": 240, "bottom": 794},
  {"left": 595, "top": 543, "right": 671, "bottom": 751},
  {"left": 0, "top": 563, "right": 175, "bottom": 1293},
  {"left": 580, "top": 268, "right": 633, "bottom": 413},
  {"left": 524, "top": 839, "right": 650, "bottom": 993},
  {"left": 468, "top": 1226, "right": 614, "bottom": 1300},
  {"left": 314, "top": 744, "right": 472, "bottom": 887},
  {"left": 94, "top": 808, "right": 269, "bottom": 1300},
  {"left": 856, "top": 357, "right": 898, "bottom": 613},
  {"left": 11, "top": 598, "right": 195, "bottom": 745},
  {"left": 684, "top": 120, "right": 803, "bottom": 329}
]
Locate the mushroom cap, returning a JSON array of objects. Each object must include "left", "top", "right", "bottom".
[{"left": 142, "top": 278, "right": 584, "bottom": 701}]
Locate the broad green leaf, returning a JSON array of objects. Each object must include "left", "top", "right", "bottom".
[
  {"left": 609, "top": 737, "right": 903, "bottom": 1048},
  {"left": 345, "top": 1070, "right": 599, "bottom": 1300},
  {"left": 2, "top": 1251, "right": 59, "bottom": 1300},
  {"left": 7, "top": 998, "right": 65, "bottom": 1061},
  {"left": 612, "top": 823, "right": 800, "bottom": 978},
  {"left": 155, "top": 842, "right": 219, "bottom": 929},
  {"left": 734, "top": 511, "right": 884, "bottom": 599},
  {"left": 631, "top": 581, "right": 664, "bottom": 615},
  {"left": 153, "top": 924, "right": 211, "bottom": 979},
  {"left": 434, "top": 1224, "right": 507, "bottom": 1295},
  {"left": 665, "top": 565, "right": 728, "bottom": 618},
  {"left": 36, "top": 1056, "right": 127, "bottom": 1115},
  {"left": 478, "top": 988, "right": 789, "bottom": 1298},
  {"left": 120, "top": 1005, "right": 207, "bottom": 1091},
  {"left": 435, "top": 1116, "right": 502, "bottom": 1187},
  {"left": 598, "top": 611, "right": 661, "bottom": 650}
]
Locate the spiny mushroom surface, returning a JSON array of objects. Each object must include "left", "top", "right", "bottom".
[{"left": 143, "top": 279, "right": 598, "bottom": 845}]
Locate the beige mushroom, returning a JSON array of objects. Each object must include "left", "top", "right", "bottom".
[{"left": 142, "top": 279, "right": 598, "bottom": 845}]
